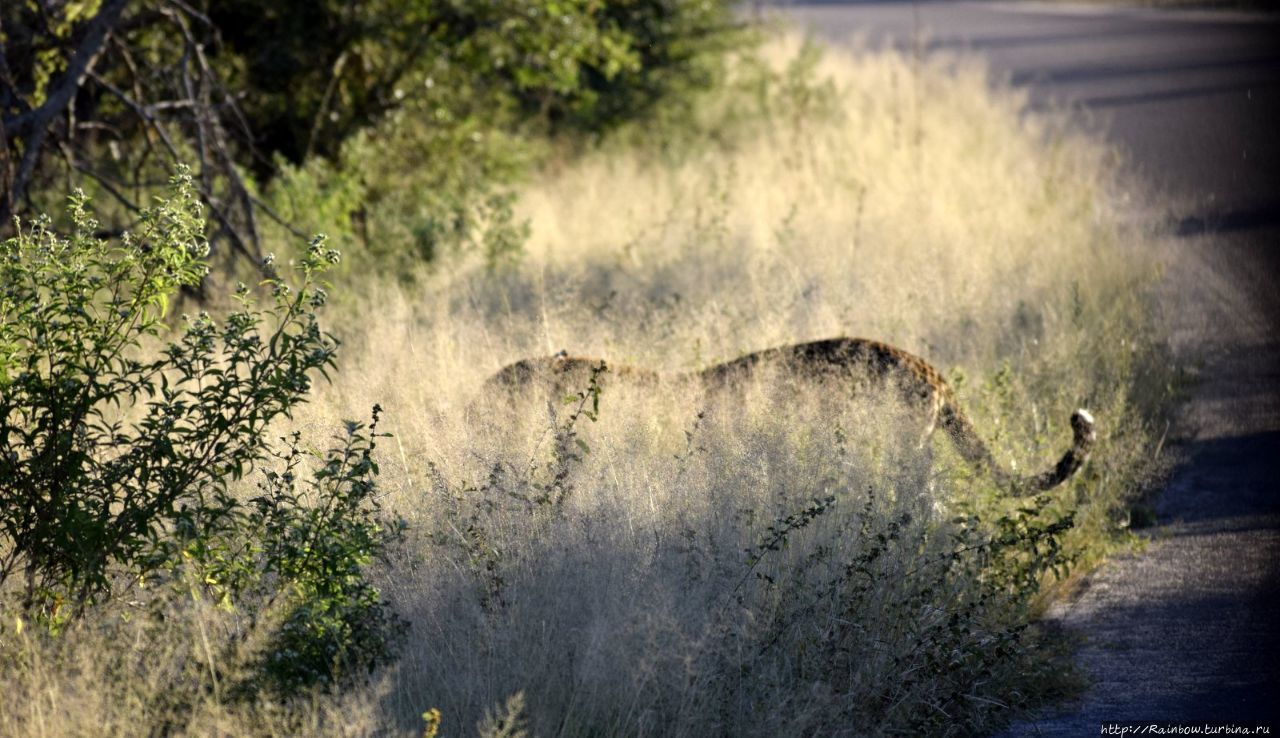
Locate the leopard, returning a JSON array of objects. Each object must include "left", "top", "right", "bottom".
[{"left": 484, "top": 337, "right": 1096, "bottom": 496}]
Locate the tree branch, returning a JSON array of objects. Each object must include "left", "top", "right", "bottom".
[{"left": 3, "top": 0, "right": 128, "bottom": 221}]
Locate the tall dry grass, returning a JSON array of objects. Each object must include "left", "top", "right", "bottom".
[{"left": 0, "top": 35, "right": 1174, "bottom": 737}]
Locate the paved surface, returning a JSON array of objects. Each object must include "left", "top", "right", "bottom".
[{"left": 770, "top": 2, "right": 1280, "bottom": 733}]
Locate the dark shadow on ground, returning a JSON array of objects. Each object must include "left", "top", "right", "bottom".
[
  {"left": 1174, "top": 206, "right": 1280, "bottom": 236},
  {"left": 1160, "top": 430, "right": 1280, "bottom": 524}
]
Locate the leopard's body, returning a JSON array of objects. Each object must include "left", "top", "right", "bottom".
[{"left": 485, "top": 337, "right": 1096, "bottom": 495}]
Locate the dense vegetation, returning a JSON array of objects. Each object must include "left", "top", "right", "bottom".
[
  {"left": 0, "top": 3, "right": 1177, "bottom": 737},
  {"left": 1, "top": 0, "right": 740, "bottom": 270}
]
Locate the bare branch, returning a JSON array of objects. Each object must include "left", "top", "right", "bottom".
[
  {"left": 87, "top": 72, "right": 185, "bottom": 161},
  {"left": 3, "top": 0, "right": 128, "bottom": 220},
  {"left": 56, "top": 139, "right": 140, "bottom": 214}
]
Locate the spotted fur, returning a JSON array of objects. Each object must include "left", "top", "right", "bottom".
[{"left": 486, "top": 338, "right": 1096, "bottom": 495}]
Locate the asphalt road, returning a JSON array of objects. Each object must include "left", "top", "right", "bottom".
[{"left": 772, "top": 2, "right": 1280, "bottom": 733}]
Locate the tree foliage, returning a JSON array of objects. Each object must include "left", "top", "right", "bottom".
[{"left": 0, "top": 0, "right": 741, "bottom": 270}]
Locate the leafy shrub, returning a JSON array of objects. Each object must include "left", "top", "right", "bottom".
[
  {"left": 254, "top": 1, "right": 751, "bottom": 275},
  {"left": 0, "top": 171, "right": 336, "bottom": 619},
  {"left": 0, "top": 170, "right": 248, "bottom": 619},
  {"left": 229, "top": 410, "right": 406, "bottom": 696},
  {"left": 0, "top": 169, "right": 404, "bottom": 693}
]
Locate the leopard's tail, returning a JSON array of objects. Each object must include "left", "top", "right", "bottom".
[{"left": 940, "top": 404, "right": 1096, "bottom": 495}]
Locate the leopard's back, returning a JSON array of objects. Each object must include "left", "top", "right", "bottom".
[
  {"left": 482, "top": 337, "right": 1094, "bottom": 494},
  {"left": 696, "top": 337, "right": 953, "bottom": 433}
]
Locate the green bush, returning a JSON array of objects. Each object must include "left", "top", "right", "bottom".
[
  {"left": 209, "top": 0, "right": 739, "bottom": 163},
  {"left": 256, "top": 1, "right": 749, "bottom": 276},
  {"left": 0, "top": 169, "right": 404, "bottom": 693},
  {"left": 0, "top": 170, "right": 243, "bottom": 619},
  {"left": 219, "top": 411, "right": 406, "bottom": 696}
]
